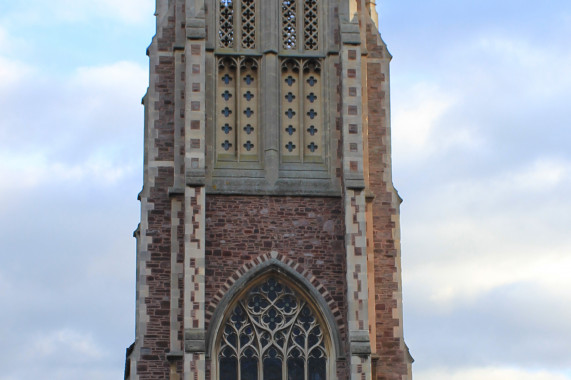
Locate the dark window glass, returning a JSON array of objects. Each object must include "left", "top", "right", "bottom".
[
  {"left": 218, "top": 278, "right": 328, "bottom": 380},
  {"left": 220, "top": 357, "right": 238, "bottom": 380},
  {"left": 287, "top": 358, "right": 304, "bottom": 380},
  {"left": 241, "top": 357, "right": 258, "bottom": 380},
  {"left": 308, "top": 358, "right": 326, "bottom": 380},
  {"left": 263, "top": 358, "right": 282, "bottom": 380}
]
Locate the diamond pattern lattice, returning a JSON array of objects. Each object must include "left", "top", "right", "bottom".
[
  {"left": 282, "top": 0, "right": 297, "bottom": 49},
  {"left": 303, "top": 0, "right": 318, "bottom": 50},
  {"left": 219, "top": 0, "right": 234, "bottom": 48},
  {"left": 241, "top": 0, "right": 256, "bottom": 49}
]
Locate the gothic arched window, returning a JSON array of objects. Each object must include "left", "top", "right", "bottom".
[{"left": 216, "top": 277, "right": 328, "bottom": 380}]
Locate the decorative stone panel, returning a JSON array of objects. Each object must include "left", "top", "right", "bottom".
[
  {"left": 215, "top": 56, "right": 259, "bottom": 163},
  {"left": 281, "top": 0, "right": 320, "bottom": 51},
  {"left": 217, "top": 0, "right": 257, "bottom": 50},
  {"left": 280, "top": 58, "right": 323, "bottom": 163}
]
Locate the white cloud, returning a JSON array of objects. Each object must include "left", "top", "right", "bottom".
[
  {"left": 402, "top": 157, "right": 571, "bottom": 311},
  {"left": 417, "top": 367, "right": 571, "bottom": 380},
  {"left": 0, "top": 154, "right": 135, "bottom": 196},
  {"left": 0, "top": 26, "right": 7, "bottom": 50},
  {"left": 507, "top": 158, "right": 569, "bottom": 191},
  {"left": 71, "top": 61, "right": 148, "bottom": 90},
  {"left": 34, "top": 329, "right": 104, "bottom": 360},
  {"left": 392, "top": 31, "right": 571, "bottom": 170},
  {"left": 393, "top": 83, "right": 453, "bottom": 150},
  {"left": 471, "top": 35, "right": 571, "bottom": 98},
  {"left": 392, "top": 81, "right": 485, "bottom": 163},
  {"left": 0, "top": 60, "right": 146, "bottom": 197},
  {"left": 0, "top": 368, "right": 122, "bottom": 380},
  {"left": 0, "top": 56, "right": 34, "bottom": 89},
  {"left": 97, "top": 0, "right": 155, "bottom": 24},
  {"left": 1, "top": 0, "right": 154, "bottom": 26}
]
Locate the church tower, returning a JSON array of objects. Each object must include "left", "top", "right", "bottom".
[{"left": 125, "top": 0, "right": 413, "bottom": 379}]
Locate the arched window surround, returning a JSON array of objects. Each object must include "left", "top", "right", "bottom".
[{"left": 206, "top": 259, "right": 344, "bottom": 380}]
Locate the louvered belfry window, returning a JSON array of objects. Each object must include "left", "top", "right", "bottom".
[
  {"left": 281, "top": 0, "right": 319, "bottom": 51},
  {"left": 218, "top": 0, "right": 257, "bottom": 49},
  {"left": 216, "top": 0, "right": 323, "bottom": 164},
  {"left": 217, "top": 278, "right": 328, "bottom": 380}
]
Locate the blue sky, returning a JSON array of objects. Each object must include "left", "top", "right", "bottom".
[{"left": 0, "top": 1, "right": 570, "bottom": 379}]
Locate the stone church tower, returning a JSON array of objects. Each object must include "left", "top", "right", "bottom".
[{"left": 125, "top": 0, "right": 413, "bottom": 379}]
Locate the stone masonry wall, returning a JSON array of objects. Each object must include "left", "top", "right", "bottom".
[
  {"left": 204, "top": 195, "right": 350, "bottom": 379},
  {"left": 365, "top": 20, "right": 410, "bottom": 380},
  {"left": 134, "top": 4, "right": 180, "bottom": 378}
]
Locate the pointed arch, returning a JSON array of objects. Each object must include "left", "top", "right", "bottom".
[{"left": 206, "top": 257, "right": 345, "bottom": 361}]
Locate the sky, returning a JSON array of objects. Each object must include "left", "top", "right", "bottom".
[{"left": 0, "top": 1, "right": 570, "bottom": 379}]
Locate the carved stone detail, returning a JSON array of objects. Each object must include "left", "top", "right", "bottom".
[
  {"left": 219, "top": 0, "right": 235, "bottom": 48},
  {"left": 216, "top": 56, "right": 259, "bottom": 162},
  {"left": 280, "top": 58, "right": 323, "bottom": 163}
]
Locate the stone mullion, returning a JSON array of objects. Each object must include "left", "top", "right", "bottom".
[
  {"left": 235, "top": 0, "right": 242, "bottom": 50},
  {"left": 297, "top": 0, "right": 304, "bottom": 53},
  {"left": 236, "top": 62, "right": 243, "bottom": 161},
  {"left": 262, "top": 54, "right": 279, "bottom": 184},
  {"left": 298, "top": 62, "right": 305, "bottom": 163}
]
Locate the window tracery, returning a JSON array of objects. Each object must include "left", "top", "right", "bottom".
[
  {"left": 215, "top": 0, "right": 324, "bottom": 168},
  {"left": 216, "top": 56, "right": 259, "bottom": 162},
  {"left": 218, "top": 277, "right": 328, "bottom": 380},
  {"left": 302, "top": 0, "right": 318, "bottom": 51},
  {"left": 219, "top": 0, "right": 235, "bottom": 48},
  {"left": 280, "top": 59, "right": 323, "bottom": 163},
  {"left": 241, "top": 0, "right": 256, "bottom": 49},
  {"left": 281, "top": 0, "right": 319, "bottom": 51},
  {"left": 282, "top": 0, "right": 297, "bottom": 49},
  {"left": 218, "top": 0, "right": 256, "bottom": 49}
]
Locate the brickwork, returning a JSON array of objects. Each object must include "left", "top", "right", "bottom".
[
  {"left": 204, "top": 195, "right": 348, "bottom": 334},
  {"left": 134, "top": 5, "right": 178, "bottom": 375},
  {"left": 365, "top": 19, "right": 412, "bottom": 380},
  {"left": 204, "top": 251, "right": 344, "bottom": 333},
  {"left": 204, "top": 195, "right": 350, "bottom": 380}
]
